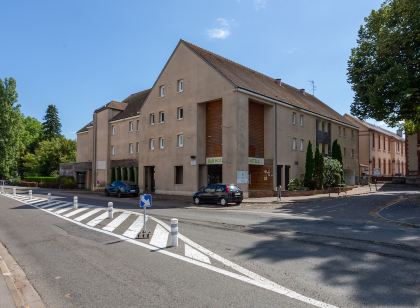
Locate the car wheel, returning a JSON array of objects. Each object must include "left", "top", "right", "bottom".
[
  {"left": 194, "top": 197, "right": 200, "bottom": 205},
  {"left": 117, "top": 191, "right": 122, "bottom": 198},
  {"left": 235, "top": 201, "right": 241, "bottom": 205},
  {"left": 220, "top": 197, "right": 227, "bottom": 206}
]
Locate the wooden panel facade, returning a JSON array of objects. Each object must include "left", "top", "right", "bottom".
[{"left": 206, "top": 100, "right": 223, "bottom": 157}]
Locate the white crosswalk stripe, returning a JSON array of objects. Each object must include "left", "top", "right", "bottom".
[
  {"left": 55, "top": 206, "right": 76, "bottom": 214},
  {"left": 86, "top": 212, "right": 109, "bottom": 227},
  {"left": 63, "top": 207, "right": 91, "bottom": 218},
  {"left": 122, "top": 215, "right": 147, "bottom": 239},
  {"left": 102, "top": 212, "right": 131, "bottom": 232},
  {"left": 47, "top": 202, "right": 73, "bottom": 211},
  {"left": 39, "top": 201, "right": 62, "bottom": 209},
  {"left": 185, "top": 244, "right": 211, "bottom": 264},
  {"left": 149, "top": 224, "right": 169, "bottom": 248},
  {"left": 74, "top": 208, "right": 102, "bottom": 222}
]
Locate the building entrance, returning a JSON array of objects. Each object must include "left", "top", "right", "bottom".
[
  {"left": 208, "top": 165, "right": 222, "bottom": 184},
  {"left": 144, "top": 166, "right": 155, "bottom": 192}
]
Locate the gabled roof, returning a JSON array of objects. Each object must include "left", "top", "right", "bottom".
[
  {"left": 182, "top": 40, "right": 354, "bottom": 127},
  {"left": 344, "top": 114, "right": 404, "bottom": 141},
  {"left": 94, "top": 100, "right": 127, "bottom": 113},
  {"left": 77, "top": 121, "right": 93, "bottom": 134},
  {"left": 111, "top": 89, "right": 151, "bottom": 121}
]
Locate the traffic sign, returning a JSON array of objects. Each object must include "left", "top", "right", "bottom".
[{"left": 139, "top": 194, "right": 152, "bottom": 208}]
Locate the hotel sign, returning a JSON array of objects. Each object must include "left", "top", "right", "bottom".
[
  {"left": 206, "top": 157, "right": 223, "bottom": 165},
  {"left": 248, "top": 157, "right": 264, "bottom": 165}
]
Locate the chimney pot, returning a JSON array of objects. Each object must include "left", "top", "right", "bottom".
[
  {"left": 274, "top": 78, "right": 282, "bottom": 86},
  {"left": 300, "top": 88, "right": 305, "bottom": 94}
]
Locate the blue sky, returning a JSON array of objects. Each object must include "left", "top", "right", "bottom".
[{"left": 1, "top": 0, "right": 387, "bottom": 139}]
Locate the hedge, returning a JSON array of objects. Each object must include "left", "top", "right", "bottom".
[{"left": 24, "top": 176, "right": 58, "bottom": 184}]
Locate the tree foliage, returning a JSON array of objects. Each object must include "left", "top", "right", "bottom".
[
  {"left": 323, "top": 157, "right": 342, "bottom": 188},
  {"left": 0, "top": 78, "right": 22, "bottom": 178},
  {"left": 42, "top": 104, "right": 62, "bottom": 140},
  {"left": 331, "top": 139, "right": 345, "bottom": 183},
  {"left": 347, "top": 0, "right": 420, "bottom": 132},
  {"left": 313, "top": 147, "right": 324, "bottom": 190},
  {"left": 304, "top": 141, "right": 315, "bottom": 189}
]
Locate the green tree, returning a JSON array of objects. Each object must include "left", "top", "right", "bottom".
[
  {"left": 347, "top": 0, "right": 420, "bottom": 133},
  {"left": 323, "top": 157, "right": 342, "bottom": 188},
  {"left": 0, "top": 78, "right": 22, "bottom": 178},
  {"left": 313, "top": 147, "right": 324, "bottom": 190},
  {"left": 331, "top": 139, "right": 344, "bottom": 183},
  {"left": 304, "top": 141, "right": 315, "bottom": 189},
  {"left": 42, "top": 104, "right": 62, "bottom": 140},
  {"left": 17, "top": 116, "right": 43, "bottom": 175}
]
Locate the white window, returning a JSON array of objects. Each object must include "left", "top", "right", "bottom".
[
  {"left": 129, "top": 121, "right": 134, "bottom": 132},
  {"left": 299, "top": 115, "right": 304, "bottom": 126},
  {"left": 111, "top": 146, "right": 116, "bottom": 156},
  {"left": 177, "top": 107, "right": 184, "bottom": 120},
  {"left": 136, "top": 142, "right": 140, "bottom": 153},
  {"left": 150, "top": 113, "right": 155, "bottom": 125},
  {"left": 149, "top": 139, "right": 155, "bottom": 151},
  {"left": 300, "top": 139, "right": 304, "bottom": 151},
  {"left": 129, "top": 143, "right": 134, "bottom": 154},
  {"left": 136, "top": 120, "right": 140, "bottom": 131},
  {"left": 159, "top": 111, "right": 165, "bottom": 123},
  {"left": 159, "top": 85, "right": 165, "bottom": 97},
  {"left": 177, "top": 134, "right": 184, "bottom": 148},
  {"left": 159, "top": 137, "right": 165, "bottom": 149},
  {"left": 292, "top": 138, "right": 297, "bottom": 150},
  {"left": 292, "top": 112, "right": 297, "bottom": 125},
  {"left": 111, "top": 125, "right": 116, "bottom": 135},
  {"left": 177, "top": 79, "right": 184, "bottom": 93}
]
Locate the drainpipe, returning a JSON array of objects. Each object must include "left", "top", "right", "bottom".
[
  {"left": 274, "top": 104, "right": 278, "bottom": 192},
  {"left": 92, "top": 113, "right": 97, "bottom": 191}
]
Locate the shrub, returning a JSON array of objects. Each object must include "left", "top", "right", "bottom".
[
  {"left": 288, "top": 178, "right": 303, "bottom": 191},
  {"left": 24, "top": 176, "right": 58, "bottom": 184},
  {"left": 323, "top": 157, "right": 343, "bottom": 188}
]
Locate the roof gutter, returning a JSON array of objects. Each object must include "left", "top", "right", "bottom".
[
  {"left": 236, "top": 87, "right": 359, "bottom": 129},
  {"left": 109, "top": 114, "right": 140, "bottom": 124}
]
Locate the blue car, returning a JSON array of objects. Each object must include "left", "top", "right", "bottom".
[{"left": 105, "top": 181, "right": 139, "bottom": 198}]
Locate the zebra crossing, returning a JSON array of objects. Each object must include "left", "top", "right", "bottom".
[{"left": 0, "top": 191, "right": 337, "bottom": 308}]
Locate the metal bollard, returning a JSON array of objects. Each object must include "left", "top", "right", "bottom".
[
  {"left": 48, "top": 193, "right": 52, "bottom": 203},
  {"left": 170, "top": 218, "right": 179, "bottom": 247},
  {"left": 277, "top": 185, "right": 282, "bottom": 202},
  {"left": 73, "top": 196, "right": 78, "bottom": 209},
  {"left": 1, "top": 186, "right": 4, "bottom": 194},
  {"left": 108, "top": 202, "right": 113, "bottom": 219},
  {"left": 29, "top": 190, "right": 32, "bottom": 200},
  {"left": 13, "top": 187, "right": 16, "bottom": 196}
]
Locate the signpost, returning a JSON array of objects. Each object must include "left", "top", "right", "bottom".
[{"left": 138, "top": 194, "right": 152, "bottom": 239}]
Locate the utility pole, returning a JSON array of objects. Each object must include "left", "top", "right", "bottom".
[{"left": 308, "top": 80, "right": 316, "bottom": 96}]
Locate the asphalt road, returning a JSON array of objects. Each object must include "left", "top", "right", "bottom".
[{"left": 0, "top": 184, "right": 419, "bottom": 307}]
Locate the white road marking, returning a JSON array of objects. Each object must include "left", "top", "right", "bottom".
[
  {"left": 74, "top": 208, "right": 102, "bottom": 222},
  {"left": 0, "top": 194, "right": 338, "bottom": 308},
  {"left": 55, "top": 206, "right": 75, "bottom": 214},
  {"left": 86, "top": 212, "right": 109, "bottom": 227},
  {"left": 38, "top": 201, "right": 63, "bottom": 209},
  {"left": 149, "top": 224, "right": 169, "bottom": 249},
  {"left": 47, "top": 203, "right": 73, "bottom": 211},
  {"left": 123, "top": 215, "right": 147, "bottom": 239},
  {"left": 185, "top": 244, "right": 211, "bottom": 264},
  {"left": 102, "top": 212, "right": 131, "bottom": 232},
  {"left": 63, "top": 207, "right": 90, "bottom": 218}
]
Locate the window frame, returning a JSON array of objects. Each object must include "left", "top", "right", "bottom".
[
  {"left": 136, "top": 142, "right": 140, "bottom": 153},
  {"left": 174, "top": 166, "right": 183, "bottom": 184},
  {"left": 159, "top": 137, "right": 165, "bottom": 149},
  {"left": 149, "top": 138, "right": 155, "bottom": 151},
  {"left": 292, "top": 112, "right": 297, "bottom": 125},
  {"left": 299, "top": 114, "right": 304, "bottom": 127},
  {"left": 129, "top": 143, "right": 134, "bottom": 154},
  {"left": 159, "top": 111, "right": 165, "bottom": 124},
  {"left": 299, "top": 139, "right": 304, "bottom": 151},
  {"left": 111, "top": 125, "right": 116, "bottom": 135},
  {"left": 177, "top": 79, "right": 184, "bottom": 93},
  {"left": 111, "top": 145, "right": 116, "bottom": 156},
  {"left": 176, "top": 133, "right": 184, "bottom": 148},
  {"left": 159, "top": 85, "right": 165, "bottom": 97},
  {"left": 177, "top": 107, "right": 184, "bottom": 120},
  {"left": 292, "top": 137, "right": 297, "bottom": 151},
  {"left": 150, "top": 113, "right": 155, "bottom": 125},
  {"left": 129, "top": 121, "right": 134, "bottom": 132}
]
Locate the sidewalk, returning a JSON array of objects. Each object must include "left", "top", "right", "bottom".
[
  {"left": 0, "top": 242, "right": 44, "bottom": 308},
  {"left": 242, "top": 184, "right": 382, "bottom": 204}
]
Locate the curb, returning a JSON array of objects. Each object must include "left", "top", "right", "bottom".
[
  {"left": 0, "top": 242, "right": 45, "bottom": 308},
  {"left": 370, "top": 197, "right": 420, "bottom": 229}
]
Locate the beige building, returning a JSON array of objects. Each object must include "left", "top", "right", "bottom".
[
  {"left": 406, "top": 131, "right": 420, "bottom": 184},
  {"left": 75, "top": 40, "right": 359, "bottom": 197},
  {"left": 344, "top": 114, "right": 406, "bottom": 177}
]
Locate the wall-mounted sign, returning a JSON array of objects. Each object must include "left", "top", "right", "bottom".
[
  {"left": 206, "top": 157, "right": 223, "bottom": 165},
  {"left": 237, "top": 171, "right": 249, "bottom": 184},
  {"left": 248, "top": 157, "right": 264, "bottom": 165},
  {"left": 96, "top": 160, "right": 107, "bottom": 170}
]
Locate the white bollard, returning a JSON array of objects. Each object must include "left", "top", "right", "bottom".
[
  {"left": 13, "top": 187, "right": 16, "bottom": 196},
  {"left": 29, "top": 190, "right": 32, "bottom": 200},
  {"left": 108, "top": 202, "right": 114, "bottom": 219},
  {"left": 48, "top": 193, "right": 51, "bottom": 203},
  {"left": 170, "top": 218, "right": 178, "bottom": 247},
  {"left": 1, "top": 186, "right": 4, "bottom": 194},
  {"left": 73, "top": 196, "right": 78, "bottom": 209}
]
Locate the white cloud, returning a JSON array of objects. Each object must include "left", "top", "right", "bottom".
[
  {"left": 207, "top": 18, "right": 232, "bottom": 39},
  {"left": 254, "top": 0, "right": 268, "bottom": 10}
]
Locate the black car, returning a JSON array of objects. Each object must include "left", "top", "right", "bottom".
[
  {"left": 105, "top": 181, "right": 139, "bottom": 197},
  {"left": 193, "top": 183, "right": 243, "bottom": 206}
]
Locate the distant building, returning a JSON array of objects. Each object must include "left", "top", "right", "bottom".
[
  {"left": 406, "top": 131, "right": 420, "bottom": 185},
  {"left": 74, "top": 40, "right": 359, "bottom": 196},
  {"left": 344, "top": 114, "right": 406, "bottom": 177}
]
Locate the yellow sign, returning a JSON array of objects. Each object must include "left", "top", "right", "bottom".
[
  {"left": 248, "top": 157, "right": 264, "bottom": 165},
  {"left": 206, "top": 157, "right": 223, "bottom": 165}
]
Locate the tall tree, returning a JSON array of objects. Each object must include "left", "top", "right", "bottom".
[
  {"left": 0, "top": 78, "right": 22, "bottom": 178},
  {"left": 304, "top": 141, "right": 315, "bottom": 189},
  {"left": 331, "top": 140, "right": 345, "bottom": 183},
  {"left": 313, "top": 147, "right": 324, "bottom": 190},
  {"left": 347, "top": 0, "right": 420, "bottom": 133},
  {"left": 42, "top": 104, "right": 62, "bottom": 139},
  {"left": 17, "top": 116, "right": 43, "bottom": 175}
]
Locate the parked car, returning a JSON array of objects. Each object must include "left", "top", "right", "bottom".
[
  {"left": 105, "top": 181, "right": 139, "bottom": 197},
  {"left": 193, "top": 184, "right": 243, "bottom": 206}
]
